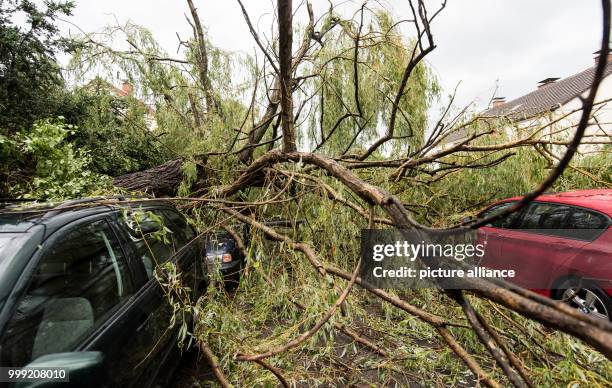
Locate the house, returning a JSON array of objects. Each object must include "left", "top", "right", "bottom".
[{"left": 443, "top": 51, "right": 612, "bottom": 154}]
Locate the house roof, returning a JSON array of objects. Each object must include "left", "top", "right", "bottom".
[
  {"left": 482, "top": 62, "right": 612, "bottom": 120},
  {"left": 110, "top": 84, "right": 130, "bottom": 97},
  {"left": 442, "top": 128, "right": 469, "bottom": 144}
]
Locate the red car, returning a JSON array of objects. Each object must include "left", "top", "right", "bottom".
[{"left": 477, "top": 189, "right": 612, "bottom": 320}]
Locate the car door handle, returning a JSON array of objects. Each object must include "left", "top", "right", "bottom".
[{"left": 136, "top": 313, "right": 153, "bottom": 333}]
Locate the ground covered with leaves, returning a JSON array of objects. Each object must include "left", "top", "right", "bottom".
[{"left": 164, "top": 195, "right": 612, "bottom": 387}]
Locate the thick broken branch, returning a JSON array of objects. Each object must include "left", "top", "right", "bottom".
[{"left": 114, "top": 158, "right": 185, "bottom": 196}]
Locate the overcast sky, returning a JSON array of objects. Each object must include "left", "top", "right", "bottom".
[{"left": 59, "top": 0, "right": 604, "bottom": 112}]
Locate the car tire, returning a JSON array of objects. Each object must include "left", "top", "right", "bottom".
[{"left": 554, "top": 278, "right": 612, "bottom": 321}]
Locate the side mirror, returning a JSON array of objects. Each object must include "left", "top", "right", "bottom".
[{"left": 15, "top": 352, "right": 105, "bottom": 388}]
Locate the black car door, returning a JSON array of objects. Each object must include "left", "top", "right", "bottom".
[
  {"left": 111, "top": 206, "right": 202, "bottom": 387},
  {"left": 0, "top": 215, "right": 147, "bottom": 387},
  {"left": 158, "top": 208, "right": 201, "bottom": 286}
]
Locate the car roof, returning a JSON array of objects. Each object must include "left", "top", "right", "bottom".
[
  {"left": 496, "top": 189, "right": 612, "bottom": 217},
  {"left": 0, "top": 196, "right": 175, "bottom": 235}
]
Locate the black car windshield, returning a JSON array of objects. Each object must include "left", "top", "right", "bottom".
[{"left": 0, "top": 235, "right": 24, "bottom": 262}]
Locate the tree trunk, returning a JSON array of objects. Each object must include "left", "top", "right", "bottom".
[
  {"left": 278, "top": 0, "right": 296, "bottom": 153},
  {"left": 187, "top": 0, "right": 216, "bottom": 114},
  {"left": 113, "top": 158, "right": 185, "bottom": 196}
]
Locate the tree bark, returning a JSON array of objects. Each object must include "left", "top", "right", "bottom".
[
  {"left": 278, "top": 0, "right": 296, "bottom": 152},
  {"left": 113, "top": 158, "right": 185, "bottom": 196},
  {"left": 186, "top": 0, "right": 216, "bottom": 114}
]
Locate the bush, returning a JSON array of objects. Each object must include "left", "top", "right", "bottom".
[{"left": 2, "top": 118, "right": 111, "bottom": 199}]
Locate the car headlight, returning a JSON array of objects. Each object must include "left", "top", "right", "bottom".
[{"left": 206, "top": 253, "right": 233, "bottom": 263}]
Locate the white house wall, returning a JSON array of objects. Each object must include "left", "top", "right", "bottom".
[{"left": 541, "top": 74, "right": 612, "bottom": 155}]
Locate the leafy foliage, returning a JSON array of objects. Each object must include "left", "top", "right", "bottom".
[
  {"left": 3, "top": 1, "right": 611, "bottom": 386},
  {"left": 394, "top": 141, "right": 612, "bottom": 226},
  {"left": 0, "top": 0, "right": 75, "bottom": 133},
  {"left": 68, "top": 21, "right": 252, "bottom": 157},
  {"left": 181, "top": 181, "right": 612, "bottom": 386},
  {"left": 69, "top": 80, "right": 171, "bottom": 176},
  {"left": 2, "top": 118, "right": 111, "bottom": 199},
  {"left": 303, "top": 11, "right": 439, "bottom": 155}
]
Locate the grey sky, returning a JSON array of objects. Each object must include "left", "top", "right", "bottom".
[{"left": 60, "top": 1, "right": 604, "bottom": 111}]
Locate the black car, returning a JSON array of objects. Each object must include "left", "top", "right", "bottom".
[
  {"left": 204, "top": 220, "right": 299, "bottom": 285},
  {"left": 0, "top": 197, "right": 209, "bottom": 387},
  {"left": 204, "top": 227, "right": 248, "bottom": 283}
]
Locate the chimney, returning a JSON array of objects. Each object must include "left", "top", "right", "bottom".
[
  {"left": 593, "top": 49, "right": 612, "bottom": 65},
  {"left": 121, "top": 80, "right": 133, "bottom": 96},
  {"left": 491, "top": 97, "right": 506, "bottom": 108},
  {"left": 537, "top": 77, "right": 559, "bottom": 88}
]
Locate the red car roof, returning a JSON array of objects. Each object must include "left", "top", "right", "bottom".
[{"left": 500, "top": 189, "right": 612, "bottom": 217}]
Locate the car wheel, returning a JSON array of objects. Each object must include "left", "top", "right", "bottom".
[{"left": 555, "top": 279, "right": 612, "bottom": 321}]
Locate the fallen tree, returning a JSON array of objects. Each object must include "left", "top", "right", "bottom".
[
  {"left": 114, "top": 158, "right": 185, "bottom": 196},
  {"left": 76, "top": 0, "right": 612, "bottom": 385}
]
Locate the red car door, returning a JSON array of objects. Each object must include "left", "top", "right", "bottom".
[
  {"left": 559, "top": 208, "right": 612, "bottom": 293},
  {"left": 476, "top": 201, "right": 521, "bottom": 270},
  {"left": 494, "top": 202, "right": 589, "bottom": 294}
]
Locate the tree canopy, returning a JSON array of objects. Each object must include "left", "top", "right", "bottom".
[{"left": 0, "top": 0, "right": 75, "bottom": 133}]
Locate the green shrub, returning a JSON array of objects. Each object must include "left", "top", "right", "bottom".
[{"left": 5, "top": 118, "right": 111, "bottom": 199}]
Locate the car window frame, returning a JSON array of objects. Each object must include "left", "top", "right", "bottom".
[
  {"left": 0, "top": 212, "right": 140, "bottom": 363},
  {"left": 106, "top": 211, "right": 151, "bottom": 289}
]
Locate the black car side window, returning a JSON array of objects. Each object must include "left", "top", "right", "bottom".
[
  {"left": 564, "top": 208, "right": 609, "bottom": 241},
  {"left": 161, "top": 209, "right": 196, "bottom": 248},
  {"left": 0, "top": 219, "right": 134, "bottom": 367},
  {"left": 482, "top": 202, "right": 521, "bottom": 229},
  {"left": 518, "top": 203, "right": 572, "bottom": 237},
  {"left": 122, "top": 208, "right": 179, "bottom": 280}
]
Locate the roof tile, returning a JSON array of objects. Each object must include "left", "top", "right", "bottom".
[{"left": 482, "top": 62, "right": 612, "bottom": 120}]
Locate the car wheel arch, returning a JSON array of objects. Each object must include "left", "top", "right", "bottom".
[{"left": 551, "top": 274, "right": 581, "bottom": 299}]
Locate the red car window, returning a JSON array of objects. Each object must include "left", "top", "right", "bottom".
[
  {"left": 519, "top": 203, "right": 572, "bottom": 230},
  {"left": 565, "top": 208, "right": 609, "bottom": 241},
  {"left": 481, "top": 201, "right": 521, "bottom": 228}
]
